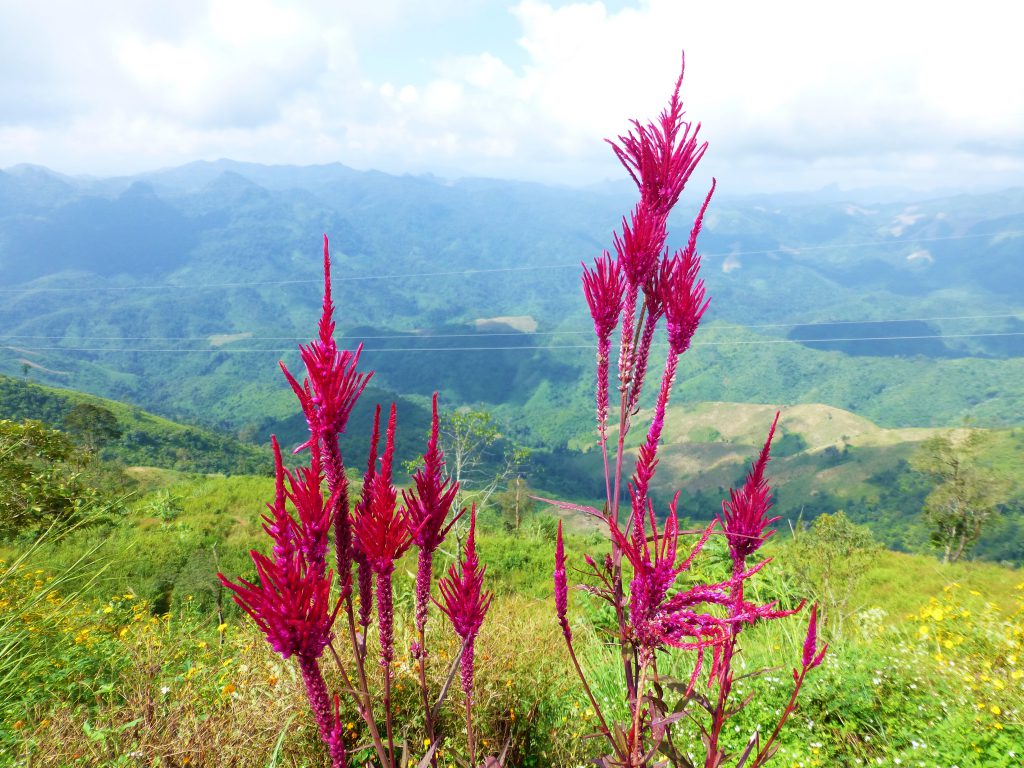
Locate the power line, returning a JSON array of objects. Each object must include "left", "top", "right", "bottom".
[
  {"left": 1, "top": 312, "right": 1021, "bottom": 343},
  {"left": 6, "top": 331, "right": 1023, "bottom": 355},
  {"left": 0, "top": 229, "right": 1019, "bottom": 295}
]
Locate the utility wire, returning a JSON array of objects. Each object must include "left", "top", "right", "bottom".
[
  {"left": 1, "top": 312, "right": 1021, "bottom": 343},
  {"left": 0, "top": 230, "right": 1019, "bottom": 295},
  {"left": 6, "top": 331, "right": 1024, "bottom": 355}
]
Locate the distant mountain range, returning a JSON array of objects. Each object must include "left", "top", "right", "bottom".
[{"left": 1, "top": 160, "right": 1022, "bottom": 449}]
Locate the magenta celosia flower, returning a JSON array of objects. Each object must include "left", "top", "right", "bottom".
[
  {"left": 719, "top": 413, "right": 781, "bottom": 565},
  {"left": 582, "top": 251, "right": 625, "bottom": 338},
  {"left": 554, "top": 519, "right": 571, "bottom": 642},
  {"left": 262, "top": 435, "right": 296, "bottom": 566},
  {"left": 613, "top": 204, "right": 666, "bottom": 291},
  {"left": 625, "top": 245, "right": 708, "bottom": 525},
  {"left": 280, "top": 236, "right": 372, "bottom": 446},
  {"left": 352, "top": 403, "right": 412, "bottom": 575},
  {"left": 279, "top": 236, "right": 372, "bottom": 593},
  {"left": 661, "top": 251, "right": 709, "bottom": 357},
  {"left": 286, "top": 440, "right": 339, "bottom": 577},
  {"left": 217, "top": 437, "right": 348, "bottom": 768},
  {"left": 607, "top": 56, "right": 707, "bottom": 221},
  {"left": 582, "top": 252, "right": 625, "bottom": 440},
  {"left": 219, "top": 552, "right": 341, "bottom": 661},
  {"left": 403, "top": 392, "right": 461, "bottom": 637},
  {"left": 607, "top": 56, "right": 710, "bottom": 404},
  {"left": 435, "top": 507, "right": 492, "bottom": 699},
  {"left": 610, "top": 500, "right": 729, "bottom": 659},
  {"left": 612, "top": 207, "right": 663, "bottom": 393},
  {"left": 801, "top": 603, "right": 828, "bottom": 671},
  {"left": 352, "top": 404, "right": 382, "bottom": 630},
  {"left": 352, "top": 403, "right": 411, "bottom": 666}
]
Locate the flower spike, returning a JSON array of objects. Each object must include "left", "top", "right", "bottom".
[
  {"left": 719, "top": 412, "right": 781, "bottom": 565},
  {"left": 554, "top": 520, "right": 571, "bottom": 642},
  {"left": 435, "top": 506, "right": 492, "bottom": 698},
  {"left": 582, "top": 251, "right": 625, "bottom": 339},
  {"left": 607, "top": 53, "right": 707, "bottom": 220},
  {"left": 404, "top": 393, "right": 463, "bottom": 637},
  {"left": 218, "top": 552, "right": 340, "bottom": 661},
  {"left": 279, "top": 236, "right": 372, "bottom": 447},
  {"left": 802, "top": 603, "right": 828, "bottom": 670},
  {"left": 353, "top": 403, "right": 412, "bottom": 576}
]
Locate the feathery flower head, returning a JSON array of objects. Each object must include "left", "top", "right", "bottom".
[
  {"left": 219, "top": 551, "right": 340, "bottom": 661},
  {"left": 613, "top": 204, "right": 666, "bottom": 289},
  {"left": 554, "top": 519, "right": 571, "bottom": 642},
  {"left": 280, "top": 438, "right": 333, "bottom": 570},
  {"left": 719, "top": 413, "right": 781, "bottom": 564},
  {"left": 352, "top": 403, "right": 412, "bottom": 575},
  {"left": 607, "top": 55, "right": 707, "bottom": 220},
  {"left": 280, "top": 236, "right": 372, "bottom": 447},
  {"left": 801, "top": 603, "right": 828, "bottom": 671},
  {"left": 436, "top": 506, "right": 492, "bottom": 696},
  {"left": 581, "top": 251, "right": 626, "bottom": 339},
  {"left": 352, "top": 404, "right": 382, "bottom": 628},
  {"left": 404, "top": 392, "right": 461, "bottom": 553},
  {"left": 436, "top": 507, "right": 491, "bottom": 641},
  {"left": 262, "top": 435, "right": 297, "bottom": 566},
  {"left": 661, "top": 249, "right": 709, "bottom": 356},
  {"left": 611, "top": 499, "right": 729, "bottom": 654}
]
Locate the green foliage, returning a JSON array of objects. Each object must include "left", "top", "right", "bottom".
[
  {"left": 63, "top": 403, "right": 123, "bottom": 454},
  {"left": 2, "top": 474, "right": 1023, "bottom": 765},
  {"left": 0, "top": 375, "right": 269, "bottom": 475},
  {"left": 686, "top": 425, "right": 722, "bottom": 443},
  {"left": 787, "top": 512, "right": 881, "bottom": 639},
  {"left": 0, "top": 420, "right": 112, "bottom": 541},
  {"left": 912, "top": 430, "right": 1010, "bottom": 563},
  {"left": 491, "top": 477, "right": 538, "bottom": 532},
  {"left": 771, "top": 430, "right": 808, "bottom": 457}
]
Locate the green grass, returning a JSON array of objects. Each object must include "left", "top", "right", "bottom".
[{"left": 6, "top": 484, "right": 1021, "bottom": 766}]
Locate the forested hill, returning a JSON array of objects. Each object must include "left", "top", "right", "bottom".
[
  {"left": 0, "top": 161, "right": 1022, "bottom": 447},
  {"left": 0, "top": 374, "right": 268, "bottom": 475}
]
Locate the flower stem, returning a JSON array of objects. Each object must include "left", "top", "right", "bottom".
[
  {"left": 298, "top": 654, "right": 348, "bottom": 768},
  {"left": 416, "top": 625, "right": 437, "bottom": 767},
  {"left": 465, "top": 692, "right": 476, "bottom": 766},
  {"left": 561, "top": 622, "right": 625, "bottom": 763},
  {"left": 338, "top": 597, "right": 388, "bottom": 767},
  {"left": 751, "top": 667, "right": 807, "bottom": 768},
  {"left": 631, "top": 662, "right": 649, "bottom": 766}
]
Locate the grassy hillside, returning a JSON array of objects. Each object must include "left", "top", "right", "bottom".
[
  {"left": 577, "top": 401, "right": 1024, "bottom": 563},
  {"left": 0, "top": 374, "right": 269, "bottom": 475}
]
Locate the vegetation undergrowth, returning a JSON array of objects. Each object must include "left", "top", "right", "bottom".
[{"left": 2, "top": 515, "right": 1022, "bottom": 766}]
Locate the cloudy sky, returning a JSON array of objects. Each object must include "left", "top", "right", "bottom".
[{"left": 1, "top": 0, "right": 1022, "bottom": 193}]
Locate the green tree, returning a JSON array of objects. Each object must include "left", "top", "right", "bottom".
[
  {"left": 494, "top": 476, "right": 537, "bottom": 532},
  {"left": 0, "top": 419, "right": 104, "bottom": 540},
  {"left": 63, "top": 403, "right": 123, "bottom": 455},
  {"left": 910, "top": 430, "right": 1008, "bottom": 564},
  {"left": 438, "top": 408, "right": 529, "bottom": 516},
  {"left": 789, "top": 511, "right": 880, "bottom": 639}
]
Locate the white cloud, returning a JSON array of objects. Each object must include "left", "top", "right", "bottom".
[{"left": 1, "top": 0, "right": 1023, "bottom": 192}]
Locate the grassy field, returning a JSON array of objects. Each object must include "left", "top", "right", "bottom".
[{"left": 2, "top": 468, "right": 1022, "bottom": 767}]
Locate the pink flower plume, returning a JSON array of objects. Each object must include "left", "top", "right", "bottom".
[
  {"left": 435, "top": 507, "right": 492, "bottom": 697},
  {"left": 719, "top": 412, "right": 781, "bottom": 564}
]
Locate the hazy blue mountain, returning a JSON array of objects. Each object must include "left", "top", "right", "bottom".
[{"left": 0, "top": 161, "right": 1021, "bottom": 448}]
